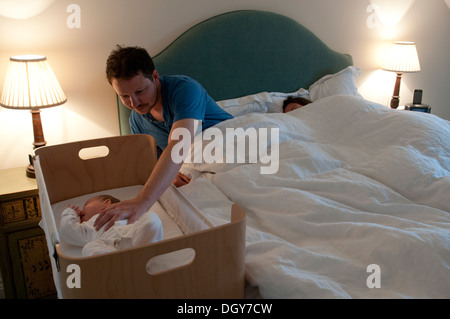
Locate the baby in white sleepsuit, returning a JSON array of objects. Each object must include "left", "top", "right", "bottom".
[{"left": 59, "top": 194, "right": 163, "bottom": 256}]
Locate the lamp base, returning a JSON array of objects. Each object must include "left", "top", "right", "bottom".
[
  {"left": 389, "top": 73, "right": 403, "bottom": 109},
  {"left": 390, "top": 97, "right": 400, "bottom": 109},
  {"left": 25, "top": 154, "right": 36, "bottom": 178},
  {"left": 25, "top": 109, "right": 47, "bottom": 179},
  {"left": 26, "top": 164, "right": 36, "bottom": 178}
]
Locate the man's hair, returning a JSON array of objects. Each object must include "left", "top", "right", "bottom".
[{"left": 106, "top": 45, "right": 155, "bottom": 84}]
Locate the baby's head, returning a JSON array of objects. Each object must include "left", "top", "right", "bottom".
[{"left": 81, "top": 195, "right": 120, "bottom": 222}]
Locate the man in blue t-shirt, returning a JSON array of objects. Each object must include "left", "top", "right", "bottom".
[
  {"left": 95, "top": 45, "right": 232, "bottom": 231},
  {"left": 129, "top": 75, "right": 232, "bottom": 157}
]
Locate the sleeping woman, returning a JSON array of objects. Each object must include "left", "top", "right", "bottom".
[
  {"left": 282, "top": 96, "right": 312, "bottom": 113},
  {"left": 59, "top": 195, "right": 163, "bottom": 256}
]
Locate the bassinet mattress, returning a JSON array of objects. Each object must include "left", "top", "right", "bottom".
[{"left": 51, "top": 185, "right": 184, "bottom": 257}]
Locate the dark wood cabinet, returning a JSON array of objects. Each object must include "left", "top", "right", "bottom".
[{"left": 0, "top": 167, "right": 56, "bottom": 299}]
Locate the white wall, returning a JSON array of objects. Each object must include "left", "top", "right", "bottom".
[{"left": 1, "top": 0, "right": 449, "bottom": 170}]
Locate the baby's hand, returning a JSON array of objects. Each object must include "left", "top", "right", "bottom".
[{"left": 68, "top": 205, "right": 82, "bottom": 217}]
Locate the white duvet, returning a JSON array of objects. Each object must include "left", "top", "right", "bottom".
[{"left": 180, "top": 94, "right": 450, "bottom": 299}]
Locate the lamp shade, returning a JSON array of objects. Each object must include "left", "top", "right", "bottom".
[
  {"left": 0, "top": 55, "right": 67, "bottom": 109},
  {"left": 382, "top": 42, "right": 421, "bottom": 73}
]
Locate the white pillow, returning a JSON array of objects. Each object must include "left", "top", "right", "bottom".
[
  {"left": 308, "top": 66, "right": 362, "bottom": 101},
  {"left": 217, "top": 88, "right": 309, "bottom": 116}
]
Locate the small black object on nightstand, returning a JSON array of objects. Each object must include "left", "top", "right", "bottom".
[
  {"left": 406, "top": 89, "right": 431, "bottom": 113},
  {"left": 405, "top": 103, "right": 431, "bottom": 113}
]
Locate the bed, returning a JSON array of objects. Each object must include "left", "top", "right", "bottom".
[{"left": 116, "top": 10, "right": 450, "bottom": 299}]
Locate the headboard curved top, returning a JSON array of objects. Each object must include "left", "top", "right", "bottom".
[{"left": 118, "top": 10, "right": 353, "bottom": 135}]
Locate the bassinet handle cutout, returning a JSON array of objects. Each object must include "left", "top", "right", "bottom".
[
  {"left": 78, "top": 145, "right": 110, "bottom": 160},
  {"left": 145, "top": 248, "right": 196, "bottom": 275}
]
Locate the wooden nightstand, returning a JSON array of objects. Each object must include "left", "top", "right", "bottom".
[{"left": 0, "top": 167, "right": 56, "bottom": 299}]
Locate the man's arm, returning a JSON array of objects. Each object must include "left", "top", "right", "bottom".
[{"left": 94, "top": 118, "right": 200, "bottom": 231}]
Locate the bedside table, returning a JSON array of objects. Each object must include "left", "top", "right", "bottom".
[{"left": 0, "top": 167, "right": 56, "bottom": 299}]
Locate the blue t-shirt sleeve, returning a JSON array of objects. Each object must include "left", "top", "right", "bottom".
[{"left": 168, "top": 79, "right": 207, "bottom": 123}]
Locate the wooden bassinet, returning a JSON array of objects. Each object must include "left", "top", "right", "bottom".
[{"left": 34, "top": 134, "right": 246, "bottom": 299}]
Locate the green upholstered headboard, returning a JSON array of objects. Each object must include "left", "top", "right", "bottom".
[{"left": 117, "top": 10, "right": 353, "bottom": 135}]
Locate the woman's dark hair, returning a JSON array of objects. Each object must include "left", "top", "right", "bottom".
[
  {"left": 282, "top": 96, "right": 312, "bottom": 112},
  {"left": 106, "top": 45, "right": 155, "bottom": 84}
]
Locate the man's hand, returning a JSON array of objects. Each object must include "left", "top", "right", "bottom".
[
  {"left": 93, "top": 118, "right": 198, "bottom": 231},
  {"left": 173, "top": 172, "right": 191, "bottom": 187},
  {"left": 94, "top": 197, "right": 147, "bottom": 231}
]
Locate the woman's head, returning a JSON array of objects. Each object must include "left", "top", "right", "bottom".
[{"left": 282, "top": 96, "right": 312, "bottom": 113}]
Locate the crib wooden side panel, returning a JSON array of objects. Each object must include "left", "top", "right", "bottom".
[
  {"left": 35, "top": 135, "right": 157, "bottom": 204},
  {"left": 57, "top": 204, "right": 246, "bottom": 299}
]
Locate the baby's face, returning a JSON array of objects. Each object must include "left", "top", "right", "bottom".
[{"left": 81, "top": 199, "right": 106, "bottom": 222}]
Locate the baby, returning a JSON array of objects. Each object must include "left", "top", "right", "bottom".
[{"left": 60, "top": 194, "right": 163, "bottom": 256}]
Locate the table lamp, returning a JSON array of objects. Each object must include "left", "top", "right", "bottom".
[
  {"left": 382, "top": 41, "right": 421, "bottom": 109},
  {"left": 0, "top": 55, "right": 67, "bottom": 178}
]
